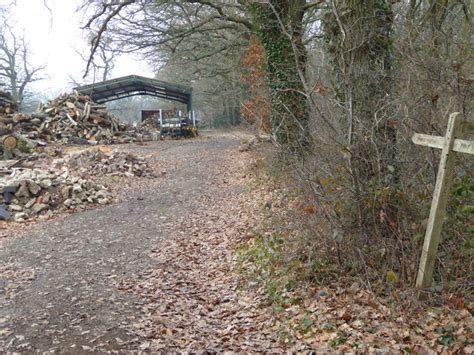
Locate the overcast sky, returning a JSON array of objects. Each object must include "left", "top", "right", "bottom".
[{"left": 1, "top": 0, "right": 153, "bottom": 97}]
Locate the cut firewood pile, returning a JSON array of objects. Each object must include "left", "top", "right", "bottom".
[
  {"left": 0, "top": 91, "right": 17, "bottom": 115},
  {"left": 162, "top": 108, "right": 181, "bottom": 119},
  {"left": 55, "top": 149, "right": 156, "bottom": 178},
  {"left": 139, "top": 115, "right": 159, "bottom": 131},
  {"left": 0, "top": 130, "right": 38, "bottom": 161},
  {"left": 0, "top": 92, "right": 155, "bottom": 150},
  {"left": 139, "top": 108, "right": 192, "bottom": 131},
  {"left": 0, "top": 146, "right": 157, "bottom": 221},
  {"left": 0, "top": 167, "right": 113, "bottom": 222},
  {"left": 22, "top": 92, "right": 146, "bottom": 144}
]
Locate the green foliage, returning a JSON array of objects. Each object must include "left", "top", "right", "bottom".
[
  {"left": 438, "top": 325, "right": 455, "bottom": 346},
  {"left": 436, "top": 174, "right": 474, "bottom": 283},
  {"left": 386, "top": 270, "right": 399, "bottom": 283},
  {"left": 447, "top": 175, "right": 473, "bottom": 232},
  {"left": 329, "top": 334, "right": 347, "bottom": 349},
  {"left": 302, "top": 315, "right": 313, "bottom": 329},
  {"left": 444, "top": 174, "right": 473, "bottom": 245},
  {"left": 237, "top": 234, "right": 302, "bottom": 309},
  {"left": 17, "top": 137, "right": 34, "bottom": 153}
]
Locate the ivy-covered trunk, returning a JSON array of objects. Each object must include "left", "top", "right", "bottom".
[{"left": 250, "top": 0, "right": 311, "bottom": 151}]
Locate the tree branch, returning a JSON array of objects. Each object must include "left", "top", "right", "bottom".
[{"left": 83, "top": 0, "right": 135, "bottom": 78}]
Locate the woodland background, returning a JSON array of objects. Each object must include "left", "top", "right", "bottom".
[{"left": 2, "top": 0, "right": 473, "bottom": 295}]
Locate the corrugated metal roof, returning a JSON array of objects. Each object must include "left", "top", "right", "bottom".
[{"left": 74, "top": 75, "right": 193, "bottom": 109}]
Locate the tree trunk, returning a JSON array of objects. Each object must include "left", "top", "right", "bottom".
[
  {"left": 250, "top": 0, "right": 311, "bottom": 151},
  {"left": 326, "top": 0, "right": 396, "bottom": 239}
]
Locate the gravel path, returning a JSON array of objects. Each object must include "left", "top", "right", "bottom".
[{"left": 0, "top": 131, "right": 262, "bottom": 352}]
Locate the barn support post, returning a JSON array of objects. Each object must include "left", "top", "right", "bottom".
[{"left": 187, "top": 96, "right": 193, "bottom": 113}]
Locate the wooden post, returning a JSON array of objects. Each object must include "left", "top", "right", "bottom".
[{"left": 415, "top": 112, "right": 462, "bottom": 289}]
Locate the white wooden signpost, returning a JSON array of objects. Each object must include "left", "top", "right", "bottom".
[{"left": 412, "top": 112, "right": 474, "bottom": 289}]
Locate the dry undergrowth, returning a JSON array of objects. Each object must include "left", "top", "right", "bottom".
[{"left": 237, "top": 141, "right": 473, "bottom": 353}]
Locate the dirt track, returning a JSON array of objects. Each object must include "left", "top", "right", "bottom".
[{"left": 0, "top": 131, "right": 281, "bottom": 352}]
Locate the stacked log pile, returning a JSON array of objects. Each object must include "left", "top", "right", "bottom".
[
  {"left": 57, "top": 149, "right": 156, "bottom": 178},
  {"left": 0, "top": 92, "right": 160, "bottom": 221},
  {"left": 26, "top": 92, "right": 135, "bottom": 144},
  {"left": 0, "top": 91, "right": 17, "bottom": 115},
  {"left": 0, "top": 91, "right": 20, "bottom": 158},
  {"left": 162, "top": 108, "right": 187, "bottom": 119},
  {"left": 0, "top": 92, "right": 153, "bottom": 148},
  {"left": 140, "top": 115, "right": 159, "bottom": 130},
  {"left": 0, "top": 168, "right": 113, "bottom": 221}
]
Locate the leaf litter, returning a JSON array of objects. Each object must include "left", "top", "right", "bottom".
[
  {"left": 0, "top": 131, "right": 471, "bottom": 352},
  {"left": 110, "top": 141, "right": 285, "bottom": 352}
]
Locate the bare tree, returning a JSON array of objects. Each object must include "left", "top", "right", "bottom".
[{"left": 0, "top": 21, "right": 45, "bottom": 109}]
